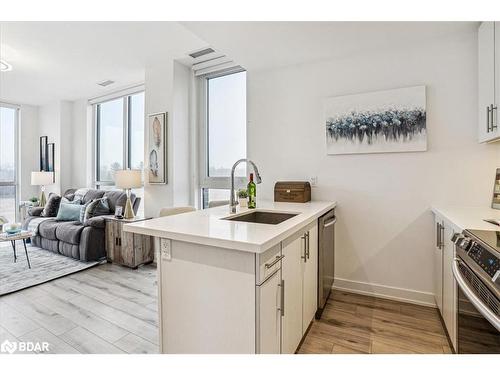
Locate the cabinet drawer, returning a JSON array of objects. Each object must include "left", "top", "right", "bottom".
[{"left": 256, "top": 244, "right": 282, "bottom": 285}]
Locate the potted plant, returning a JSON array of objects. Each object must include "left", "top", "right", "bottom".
[
  {"left": 237, "top": 189, "right": 248, "bottom": 208},
  {"left": 29, "top": 197, "right": 39, "bottom": 207}
]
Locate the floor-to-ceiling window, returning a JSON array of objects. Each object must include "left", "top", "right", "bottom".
[
  {"left": 199, "top": 70, "right": 247, "bottom": 208},
  {"left": 0, "top": 105, "right": 18, "bottom": 223},
  {"left": 94, "top": 91, "right": 145, "bottom": 216}
]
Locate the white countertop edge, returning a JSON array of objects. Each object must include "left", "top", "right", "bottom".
[
  {"left": 124, "top": 201, "right": 336, "bottom": 254},
  {"left": 431, "top": 205, "right": 500, "bottom": 231}
]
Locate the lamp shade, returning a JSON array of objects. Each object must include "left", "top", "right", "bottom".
[
  {"left": 115, "top": 169, "right": 142, "bottom": 189},
  {"left": 31, "top": 171, "right": 54, "bottom": 186}
]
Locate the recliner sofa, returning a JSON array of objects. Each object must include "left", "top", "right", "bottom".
[{"left": 23, "top": 188, "right": 140, "bottom": 261}]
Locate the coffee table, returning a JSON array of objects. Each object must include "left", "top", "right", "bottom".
[{"left": 0, "top": 230, "right": 33, "bottom": 269}]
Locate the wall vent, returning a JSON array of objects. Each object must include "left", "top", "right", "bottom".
[
  {"left": 189, "top": 48, "right": 215, "bottom": 59},
  {"left": 97, "top": 80, "right": 115, "bottom": 87}
]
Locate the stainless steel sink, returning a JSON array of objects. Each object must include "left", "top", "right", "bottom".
[{"left": 222, "top": 211, "right": 298, "bottom": 225}]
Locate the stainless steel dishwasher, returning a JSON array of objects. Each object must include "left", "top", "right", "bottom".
[{"left": 316, "top": 209, "right": 336, "bottom": 319}]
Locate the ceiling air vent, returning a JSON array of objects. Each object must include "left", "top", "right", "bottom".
[
  {"left": 189, "top": 48, "right": 215, "bottom": 59},
  {"left": 97, "top": 80, "right": 115, "bottom": 87}
]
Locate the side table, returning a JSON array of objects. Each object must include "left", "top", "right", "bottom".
[
  {"left": 0, "top": 230, "right": 33, "bottom": 269},
  {"left": 104, "top": 216, "right": 153, "bottom": 269}
]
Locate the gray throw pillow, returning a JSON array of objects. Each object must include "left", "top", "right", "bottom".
[
  {"left": 79, "top": 200, "right": 92, "bottom": 223},
  {"left": 82, "top": 197, "right": 110, "bottom": 223},
  {"left": 41, "top": 194, "right": 61, "bottom": 217},
  {"left": 61, "top": 196, "right": 82, "bottom": 205}
]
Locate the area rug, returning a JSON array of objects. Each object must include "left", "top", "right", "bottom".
[{"left": 0, "top": 243, "right": 102, "bottom": 296}]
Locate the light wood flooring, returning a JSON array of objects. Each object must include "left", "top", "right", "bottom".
[
  {"left": 1, "top": 262, "right": 451, "bottom": 354},
  {"left": 298, "top": 290, "right": 452, "bottom": 354},
  {"left": 0, "top": 263, "right": 158, "bottom": 354}
]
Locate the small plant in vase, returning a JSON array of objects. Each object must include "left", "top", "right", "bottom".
[
  {"left": 29, "top": 197, "right": 40, "bottom": 207},
  {"left": 237, "top": 189, "right": 248, "bottom": 208}
]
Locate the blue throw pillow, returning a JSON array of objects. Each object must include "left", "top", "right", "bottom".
[{"left": 56, "top": 203, "right": 82, "bottom": 221}]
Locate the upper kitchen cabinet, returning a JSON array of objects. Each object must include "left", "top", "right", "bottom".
[{"left": 478, "top": 22, "right": 499, "bottom": 143}]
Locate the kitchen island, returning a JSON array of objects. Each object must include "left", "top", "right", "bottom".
[{"left": 124, "top": 200, "right": 336, "bottom": 354}]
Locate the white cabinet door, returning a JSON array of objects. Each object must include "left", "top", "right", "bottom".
[
  {"left": 478, "top": 21, "right": 497, "bottom": 142},
  {"left": 281, "top": 230, "right": 304, "bottom": 354},
  {"left": 495, "top": 21, "right": 500, "bottom": 131},
  {"left": 434, "top": 217, "right": 443, "bottom": 314},
  {"left": 257, "top": 270, "right": 281, "bottom": 354},
  {"left": 442, "top": 223, "right": 457, "bottom": 351},
  {"left": 302, "top": 223, "right": 318, "bottom": 333}
]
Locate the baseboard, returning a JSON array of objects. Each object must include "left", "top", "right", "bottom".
[{"left": 332, "top": 278, "right": 436, "bottom": 308}]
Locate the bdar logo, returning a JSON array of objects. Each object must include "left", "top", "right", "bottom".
[{"left": 1, "top": 340, "right": 17, "bottom": 354}]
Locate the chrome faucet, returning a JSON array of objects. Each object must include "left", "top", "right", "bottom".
[{"left": 229, "top": 159, "right": 262, "bottom": 213}]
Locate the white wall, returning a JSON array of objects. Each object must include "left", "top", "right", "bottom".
[
  {"left": 144, "top": 60, "right": 193, "bottom": 218},
  {"left": 144, "top": 60, "right": 174, "bottom": 218},
  {"left": 172, "top": 61, "right": 192, "bottom": 206},
  {"left": 38, "top": 101, "right": 61, "bottom": 195},
  {"left": 60, "top": 100, "right": 73, "bottom": 193},
  {"left": 18, "top": 104, "right": 39, "bottom": 200},
  {"left": 71, "top": 99, "right": 90, "bottom": 188},
  {"left": 247, "top": 30, "right": 498, "bottom": 305},
  {"left": 38, "top": 100, "right": 75, "bottom": 195}
]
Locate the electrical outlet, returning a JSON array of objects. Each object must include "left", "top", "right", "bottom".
[
  {"left": 160, "top": 238, "right": 172, "bottom": 261},
  {"left": 309, "top": 176, "right": 318, "bottom": 187}
]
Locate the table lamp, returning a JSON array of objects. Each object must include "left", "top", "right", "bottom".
[
  {"left": 31, "top": 171, "right": 54, "bottom": 207},
  {"left": 115, "top": 169, "right": 142, "bottom": 219}
]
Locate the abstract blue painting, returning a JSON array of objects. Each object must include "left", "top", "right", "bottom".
[{"left": 325, "top": 86, "right": 427, "bottom": 155}]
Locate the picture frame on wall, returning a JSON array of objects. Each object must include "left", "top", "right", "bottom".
[
  {"left": 325, "top": 86, "right": 427, "bottom": 155},
  {"left": 47, "top": 143, "right": 55, "bottom": 182},
  {"left": 147, "top": 112, "right": 168, "bottom": 184},
  {"left": 39, "top": 136, "right": 48, "bottom": 171}
]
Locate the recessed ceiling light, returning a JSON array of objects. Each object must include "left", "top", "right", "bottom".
[
  {"left": 0, "top": 59, "right": 13, "bottom": 72},
  {"left": 97, "top": 79, "right": 115, "bottom": 87}
]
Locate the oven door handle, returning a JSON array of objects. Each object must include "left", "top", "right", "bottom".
[{"left": 452, "top": 259, "right": 500, "bottom": 331}]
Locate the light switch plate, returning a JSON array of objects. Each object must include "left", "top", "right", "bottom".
[{"left": 160, "top": 238, "right": 172, "bottom": 261}]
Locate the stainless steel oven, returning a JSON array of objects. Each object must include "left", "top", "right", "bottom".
[{"left": 453, "top": 230, "right": 500, "bottom": 353}]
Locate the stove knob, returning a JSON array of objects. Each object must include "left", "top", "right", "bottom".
[{"left": 459, "top": 238, "right": 472, "bottom": 251}]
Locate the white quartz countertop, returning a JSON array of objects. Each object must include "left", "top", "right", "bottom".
[
  {"left": 431, "top": 205, "right": 500, "bottom": 231},
  {"left": 123, "top": 200, "right": 336, "bottom": 253}
]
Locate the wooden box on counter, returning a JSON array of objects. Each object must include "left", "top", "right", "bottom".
[{"left": 274, "top": 181, "right": 311, "bottom": 203}]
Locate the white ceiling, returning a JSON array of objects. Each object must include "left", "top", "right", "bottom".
[
  {"left": 0, "top": 22, "right": 207, "bottom": 106},
  {"left": 182, "top": 21, "right": 479, "bottom": 72},
  {"left": 0, "top": 22, "right": 479, "bottom": 107}
]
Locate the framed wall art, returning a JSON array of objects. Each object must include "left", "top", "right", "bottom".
[
  {"left": 47, "top": 142, "right": 55, "bottom": 182},
  {"left": 325, "top": 86, "right": 427, "bottom": 155},
  {"left": 40, "top": 136, "right": 48, "bottom": 171},
  {"left": 147, "top": 112, "right": 168, "bottom": 184}
]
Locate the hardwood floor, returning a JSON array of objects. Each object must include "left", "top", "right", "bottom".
[
  {"left": 298, "top": 290, "right": 452, "bottom": 354},
  {"left": 1, "top": 262, "right": 450, "bottom": 354},
  {"left": 0, "top": 263, "right": 158, "bottom": 354}
]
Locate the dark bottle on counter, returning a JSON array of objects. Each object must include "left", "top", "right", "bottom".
[{"left": 248, "top": 173, "right": 256, "bottom": 209}]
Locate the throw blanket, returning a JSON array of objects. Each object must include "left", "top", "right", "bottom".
[{"left": 27, "top": 217, "right": 52, "bottom": 235}]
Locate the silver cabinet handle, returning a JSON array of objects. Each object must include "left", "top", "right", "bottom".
[
  {"left": 265, "top": 255, "right": 284, "bottom": 269},
  {"left": 301, "top": 234, "right": 307, "bottom": 262},
  {"left": 492, "top": 105, "right": 498, "bottom": 131},
  {"left": 306, "top": 231, "right": 311, "bottom": 259},
  {"left": 487, "top": 106, "right": 492, "bottom": 132},
  {"left": 436, "top": 222, "right": 441, "bottom": 249},
  {"left": 279, "top": 280, "right": 285, "bottom": 317},
  {"left": 440, "top": 223, "right": 444, "bottom": 249}
]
